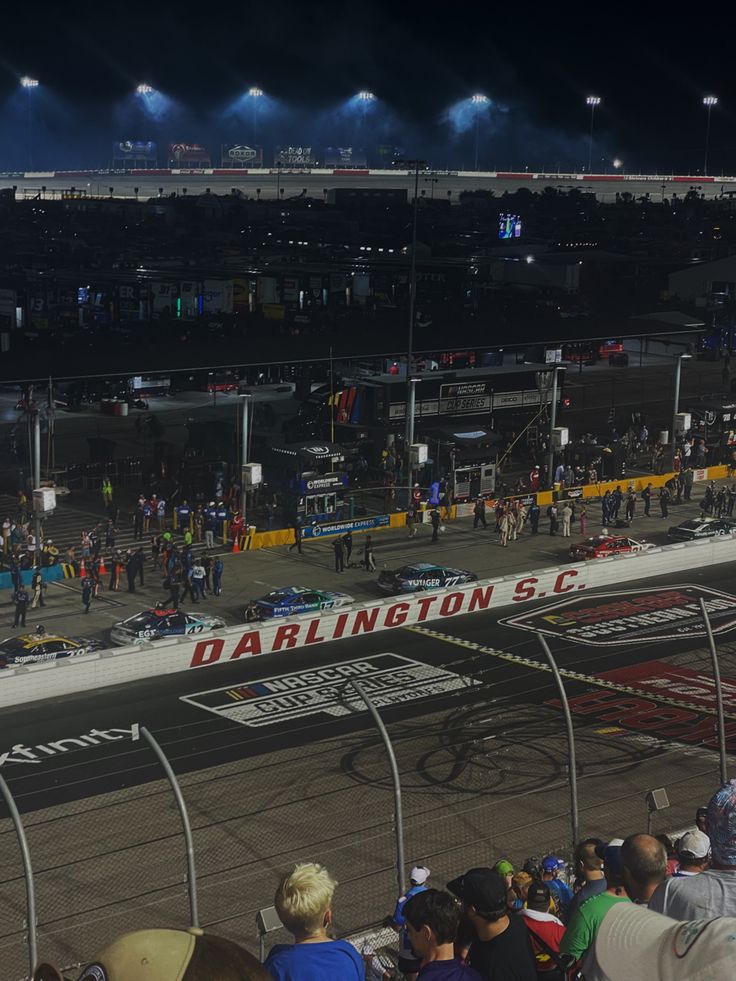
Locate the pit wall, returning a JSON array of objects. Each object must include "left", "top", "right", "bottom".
[{"left": 1, "top": 533, "right": 734, "bottom": 708}]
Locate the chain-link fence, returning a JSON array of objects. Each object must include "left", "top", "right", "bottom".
[{"left": 1, "top": 631, "right": 734, "bottom": 979}]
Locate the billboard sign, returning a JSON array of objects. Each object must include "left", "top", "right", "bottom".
[
  {"left": 113, "top": 140, "right": 157, "bottom": 161},
  {"left": 221, "top": 144, "right": 263, "bottom": 167},
  {"left": 501, "top": 585, "right": 736, "bottom": 648},
  {"left": 324, "top": 146, "right": 367, "bottom": 168},
  {"left": 168, "top": 143, "right": 211, "bottom": 165},
  {"left": 274, "top": 146, "right": 317, "bottom": 167}
]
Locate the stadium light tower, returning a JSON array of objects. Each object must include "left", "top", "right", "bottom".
[
  {"left": 136, "top": 83, "right": 154, "bottom": 95},
  {"left": 471, "top": 94, "right": 490, "bottom": 171},
  {"left": 703, "top": 96, "right": 718, "bottom": 176},
  {"left": 20, "top": 77, "right": 39, "bottom": 170},
  {"left": 357, "top": 90, "right": 376, "bottom": 102},
  {"left": 248, "top": 87, "right": 264, "bottom": 144},
  {"left": 586, "top": 96, "right": 601, "bottom": 173}
]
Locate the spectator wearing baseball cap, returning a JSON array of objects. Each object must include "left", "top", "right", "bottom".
[
  {"left": 540, "top": 856, "right": 573, "bottom": 921},
  {"left": 517, "top": 881, "right": 566, "bottom": 976},
  {"left": 649, "top": 779, "right": 736, "bottom": 918},
  {"left": 493, "top": 860, "right": 514, "bottom": 890},
  {"left": 620, "top": 834, "right": 667, "bottom": 906},
  {"left": 696, "top": 805, "right": 709, "bottom": 834},
  {"left": 673, "top": 830, "right": 710, "bottom": 876},
  {"left": 64, "top": 928, "right": 271, "bottom": 981},
  {"left": 265, "top": 862, "right": 364, "bottom": 980},
  {"left": 580, "top": 901, "right": 736, "bottom": 981},
  {"left": 401, "top": 889, "right": 484, "bottom": 980},
  {"left": 560, "top": 841, "right": 630, "bottom": 963},
  {"left": 446, "top": 868, "right": 537, "bottom": 980},
  {"left": 387, "top": 865, "right": 432, "bottom": 981},
  {"left": 566, "top": 838, "right": 606, "bottom": 924}
]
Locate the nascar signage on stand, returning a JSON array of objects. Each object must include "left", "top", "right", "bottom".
[
  {"left": 324, "top": 147, "right": 367, "bottom": 168},
  {"left": 221, "top": 144, "right": 263, "bottom": 167},
  {"left": 112, "top": 141, "right": 157, "bottom": 165},
  {"left": 274, "top": 146, "right": 318, "bottom": 167},
  {"left": 168, "top": 143, "right": 211, "bottom": 167}
]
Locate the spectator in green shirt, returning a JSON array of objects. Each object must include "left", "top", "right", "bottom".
[{"left": 560, "top": 841, "right": 630, "bottom": 962}]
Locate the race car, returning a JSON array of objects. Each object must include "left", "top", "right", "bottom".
[
  {"left": 377, "top": 562, "right": 478, "bottom": 594},
  {"left": 110, "top": 608, "right": 226, "bottom": 645},
  {"left": 0, "top": 632, "right": 103, "bottom": 668},
  {"left": 668, "top": 517, "right": 736, "bottom": 541},
  {"left": 569, "top": 535, "right": 655, "bottom": 561},
  {"left": 253, "top": 586, "right": 354, "bottom": 619}
]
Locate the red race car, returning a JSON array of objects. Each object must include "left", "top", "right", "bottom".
[{"left": 569, "top": 535, "right": 655, "bottom": 561}]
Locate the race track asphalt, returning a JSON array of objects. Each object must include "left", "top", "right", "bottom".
[{"left": 3, "top": 562, "right": 735, "bottom": 814}]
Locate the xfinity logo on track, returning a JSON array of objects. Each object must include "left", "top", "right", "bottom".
[
  {"left": 181, "top": 653, "right": 478, "bottom": 728},
  {"left": 502, "top": 584, "right": 736, "bottom": 647},
  {"left": 0, "top": 727, "right": 136, "bottom": 767}
]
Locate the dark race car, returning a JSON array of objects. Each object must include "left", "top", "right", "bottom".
[
  {"left": 253, "top": 586, "right": 355, "bottom": 619},
  {"left": 0, "top": 632, "right": 103, "bottom": 668},
  {"left": 668, "top": 517, "right": 736, "bottom": 541},
  {"left": 569, "top": 535, "right": 655, "bottom": 561},
  {"left": 377, "top": 562, "right": 478, "bottom": 594},
  {"left": 110, "top": 608, "right": 226, "bottom": 645}
]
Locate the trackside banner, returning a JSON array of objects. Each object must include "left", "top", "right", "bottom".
[
  {"left": 0, "top": 535, "right": 734, "bottom": 707},
  {"left": 187, "top": 568, "right": 581, "bottom": 667}
]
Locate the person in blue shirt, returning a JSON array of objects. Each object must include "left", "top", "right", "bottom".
[
  {"left": 387, "top": 865, "right": 431, "bottom": 980},
  {"left": 264, "top": 862, "right": 363, "bottom": 981},
  {"left": 541, "top": 855, "right": 574, "bottom": 920}
]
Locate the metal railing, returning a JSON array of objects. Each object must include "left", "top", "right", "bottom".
[{"left": 0, "top": 602, "right": 733, "bottom": 979}]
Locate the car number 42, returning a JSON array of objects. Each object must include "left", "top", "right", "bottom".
[{"left": 186, "top": 624, "right": 205, "bottom": 634}]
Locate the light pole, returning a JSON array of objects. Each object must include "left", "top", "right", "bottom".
[
  {"left": 395, "top": 157, "right": 425, "bottom": 499},
  {"left": 471, "top": 94, "right": 489, "bottom": 171},
  {"left": 547, "top": 366, "right": 561, "bottom": 489},
  {"left": 671, "top": 353, "right": 692, "bottom": 470},
  {"left": 239, "top": 393, "right": 252, "bottom": 520},
  {"left": 249, "top": 87, "right": 263, "bottom": 146},
  {"left": 20, "top": 77, "right": 39, "bottom": 170},
  {"left": 703, "top": 96, "right": 718, "bottom": 176},
  {"left": 586, "top": 96, "right": 601, "bottom": 173}
]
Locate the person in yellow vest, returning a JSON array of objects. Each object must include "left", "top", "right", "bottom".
[{"left": 102, "top": 476, "right": 113, "bottom": 505}]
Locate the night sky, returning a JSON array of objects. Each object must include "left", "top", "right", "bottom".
[{"left": 0, "top": 2, "right": 733, "bottom": 174}]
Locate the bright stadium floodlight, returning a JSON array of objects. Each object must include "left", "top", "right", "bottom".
[
  {"left": 703, "top": 96, "right": 718, "bottom": 175},
  {"left": 586, "top": 96, "right": 601, "bottom": 173},
  {"left": 357, "top": 90, "right": 376, "bottom": 101},
  {"left": 20, "top": 77, "right": 39, "bottom": 88},
  {"left": 613, "top": 158, "right": 623, "bottom": 170},
  {"left": 136, "top": 83, "right": 154, "bottom": 95},
  {"left": 248, "top": 88, "right": 264, "bottom": 143},
  {"left": 471, "top": 95, "right": 490, "bottom": 170}
]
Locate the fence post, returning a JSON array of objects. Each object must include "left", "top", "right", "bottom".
[
  {"left": 0, "top": 772, "right": 38, "bottom": 974},
  {"left": 537, "top": 634, "right": 579, "bottom": 850},
  {"left": 699, "top": 598, "right": 728, "bottom": 785},
  {"left": 136, "top": 725, "right": 200, "bottom": 928},
  {"left": 350, "top": 681, "right": 406, "bottom": 897}
]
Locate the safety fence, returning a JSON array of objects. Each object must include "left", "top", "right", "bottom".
[{"left": 1, "top": 609, "right": 734, "bottom": 979}]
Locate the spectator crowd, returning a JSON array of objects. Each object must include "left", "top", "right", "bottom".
[{"left": 30, "top": 779, "right": 736, "bottom": 980}]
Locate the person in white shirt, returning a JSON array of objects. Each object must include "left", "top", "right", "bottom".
[{"left": 649, "top": 779, "right": 736, "bottom": 918}]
